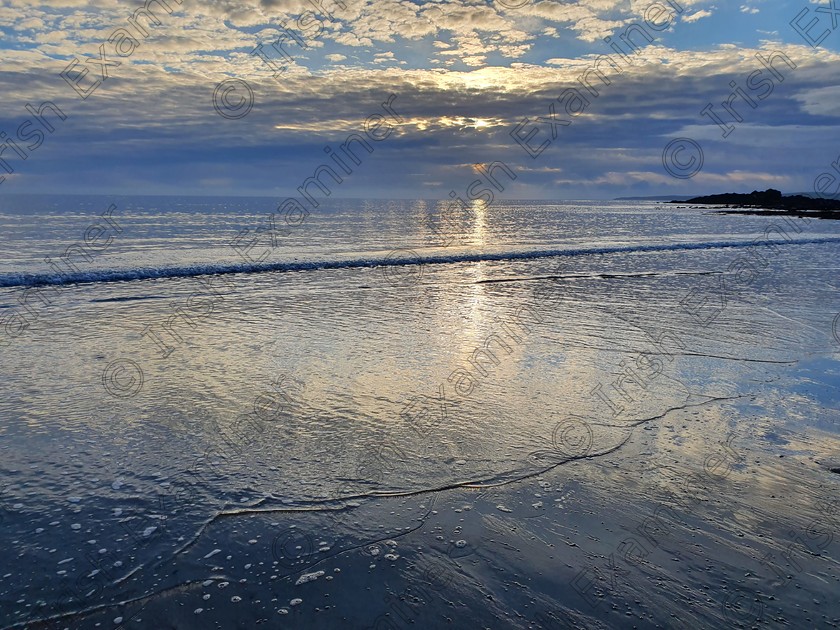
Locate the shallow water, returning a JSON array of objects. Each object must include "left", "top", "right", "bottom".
[{"left": 2, "top": 196, "right": 840, "bottom": 628}]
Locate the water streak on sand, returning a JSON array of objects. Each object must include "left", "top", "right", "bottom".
[{"left": 2, "top": 237, "right": 839, "bottom": 289}]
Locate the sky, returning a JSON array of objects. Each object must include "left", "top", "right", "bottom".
[{"left": 0, "top": 0, "right": 839, "bottom": 199}]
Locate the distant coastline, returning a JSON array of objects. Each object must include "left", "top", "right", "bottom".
[
  {"left": 668, "top": 188, "right": 840, "bottom": 220},
  {"left": 615, "top": 195, "right": 695, "bottom": 201}
]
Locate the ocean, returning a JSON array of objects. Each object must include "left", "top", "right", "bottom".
[{"left": 2, "top": 194, "right": 840, "bottom": 628}]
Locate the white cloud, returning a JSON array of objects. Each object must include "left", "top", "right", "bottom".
[
  {"left": 683, "top": 10, "right": 713, "bottom": 23},
  {"left": 1, "top": 0, "right": 837, "bottom": 196}
]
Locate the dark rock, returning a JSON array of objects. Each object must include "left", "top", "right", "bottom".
[{"left": 669, "top": 188, "right": 840, "bottom": 219}]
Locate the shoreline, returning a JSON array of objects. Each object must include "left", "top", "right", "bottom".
[{"left": 712, "top": 207, "right": 840, "bottom": 220}]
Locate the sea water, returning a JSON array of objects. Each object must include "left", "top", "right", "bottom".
[{"left": 2, "top": 195, "right": 840, "bottom": 628}]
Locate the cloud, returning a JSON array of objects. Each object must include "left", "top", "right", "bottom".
[
  {"left": 683, "top": 10, "right": 713, "bottom": 23},
  {"left": 0, "top": 0, "right": 837, "bottom": 197},
  {"left": 792, "top": 86, "right": 840, "bottom": 117}
]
